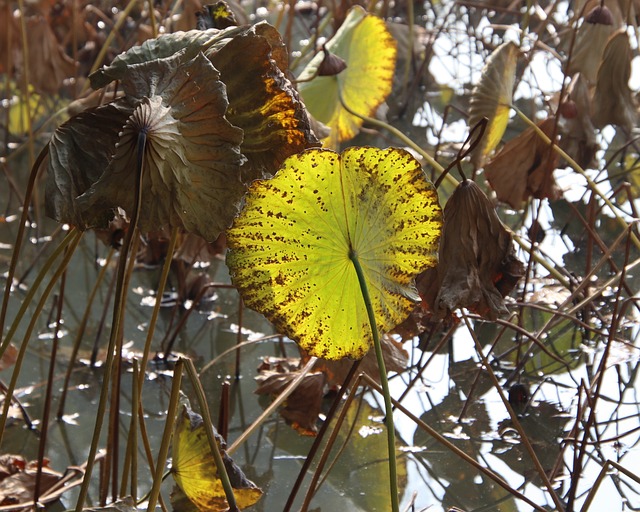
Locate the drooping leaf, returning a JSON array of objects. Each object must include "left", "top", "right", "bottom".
[
  {"left": 304, "top": 334, "right": 408, "bottom": 388},
  {"left": 485, "top": 117, "right": 561, "bottom": 209},
  {"left": 417, "top": 179, "right": 524, "bottom": 320},
  {"left": 297, "top": 6, "right": 397, "bottom": 148},
  {"left": 469, "top": 41, "right": 519, "bottom": 167},
  {"left": 592, "top": 29, "right": 637, "bottom": 130},
  {"left": 45, "top": 102, "right": 134, "bottom": 230},
  {"left": 255, "top": 357, "right": 326, "bottom": 434},
  {"left": 90, "top": 22, "right": 319, "bottom": 182},
  {"left": 22, "top": 14, "right": 76, "bottom": 94},
  {"left": 226, "top": 147, "right": 442, "bottom": 360},
  {"left": 565, "top": 5, "right": 615, "bottom": 84},
  {"left": 558, "top": 73, "right": 599, "bottom": 169},
  {"left": 172, "top": 404, "right": 262, "bottom": 511},
  {"left": 209, "top": 23, "right": 320, "bottom": 181},
  {"left": 47, "top": 51, "right": 245, "bottom": 240}
]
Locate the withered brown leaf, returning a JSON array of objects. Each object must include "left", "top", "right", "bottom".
[
  {"left": 485, "top": 117, "right": 561, "bottom": 209},
  {"left": 559, "top": 73, "right": 599, "bottom": 169},
  {"left": 417, "top": 180, "right": 524, "bottom": 320},
  {"left": 255, "top": 357, "right": 326, "bottom": 435},
  {"left": 592, "top": 29, "right": 637, "bottom": 130}
]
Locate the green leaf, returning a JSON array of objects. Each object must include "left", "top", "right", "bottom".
[
  {"left": 47, "top": 50, "right": 245, "bottom": 240},
  {"left": 226, "top": 147, "right": 442, "bottom": 360},
  {"left": 297, "top": 6, "right": 397, "bottom": 148},
  {"left": 89, "top": 26, "right": 244, "bottom": 89}
]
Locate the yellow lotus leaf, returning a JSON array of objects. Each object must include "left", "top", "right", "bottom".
[
  {"left": 226, "top": 147, "right": 442, "bottom": 360},
  {"left": 172, "top": 404, "right": 262, "bottom": 511},
  {"left": 297, "top": 6, "right": 397, "bottom": 149},
  {"left": 468, "top": 41, "right": 519, "bottom": 167}
]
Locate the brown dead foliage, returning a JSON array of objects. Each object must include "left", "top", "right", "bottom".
[
  {"left": 255, "top": 357, "right": 326, "bottom": 435},
  {"left": 485, "top": 117, "right": 561, "bottom": 209},
  {"left": 417, "top": 180, "right": 524, "bottom": 321},
  {"left": 306, "top": 335, "right": 409, "bottom": 389}
]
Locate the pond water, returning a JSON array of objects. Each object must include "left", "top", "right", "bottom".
[
  {"left": 1, "top": 206, "right": 639, "bottom": 511},
  {"left": 1, "top": 0, "right": 640, "bottom": 510}
]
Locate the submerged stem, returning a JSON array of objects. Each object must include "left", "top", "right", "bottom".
[{"left": 348, "top": 248, "right": 399, "bottom": 512}]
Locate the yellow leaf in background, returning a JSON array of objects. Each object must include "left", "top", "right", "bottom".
[
  {"left": 468, "top": 41, "right": 519, "bottom": 167},
  {"left": 297, "top": 6, "right": 397, "bottom": 149},
  {"left": 172, "top": 404, "right": 262, "bottom": 511},
  {"left": 226, "top": 147, "right": 442, "bottom": 360}
]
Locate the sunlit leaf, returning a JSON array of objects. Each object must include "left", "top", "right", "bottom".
[
  {"left": 297, "top": 6, "right": 397, "bottom": 148},
  {"left": 209, "top": 23, "right": 320, "bottom": 181},
  {"left": 226, "top": 147, "right": 442, "bottom": 360},
  {"left": 172, "top": 404, "right": 262, "bottom": 511},
  {"left": 468, "top": 41, "right": 519, "bottom": 167}
]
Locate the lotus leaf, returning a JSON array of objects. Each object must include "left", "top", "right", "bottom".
[
  {"left": 172, "top": 404, "right": 262, "bottom": 511},
  {"left": 226, "top": 147, "right": 442, "bottom": 360},
  {"left": 297, "top": 6, "right": 397, "bottom": 148},
  {"left": 47, "top": 50, "right": 245, "bottom": 240},
  {"left": 469, "top": 41, "right": 518, "bottom": 167}
]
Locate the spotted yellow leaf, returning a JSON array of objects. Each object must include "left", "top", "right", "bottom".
[
  {"left": 297, "top": 6, "right": 397, "bottom": 149},
  {"left": 172, "top": 404, "right": 262, "bottom": 511},
  {"left": 469, "top": 41, "right": 519, "bottom": 167},
  {"left": 226, "top": 147, "right": 442, "bottom": 360}
]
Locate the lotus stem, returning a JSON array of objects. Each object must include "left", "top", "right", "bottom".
[
  {"left": 348, "top": 248, "right": 399, "bottom": 512},
  {"left": 75, "top": 130, "right": 147, "bottom": 510},
  {"left": 184, "top": 358, "right": 239, "bottom": 512},
  {"left": 146, "top": 358, "right": 183, "bottom": 512},
  {"left": 0, "top": 229, "right": 82, "bottom": 448}
]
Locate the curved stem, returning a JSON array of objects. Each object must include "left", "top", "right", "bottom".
[
  {"left": 75, "top": 131, "right": 147, "bottom": 510},
  {"left": 348, "top": 248, "right": 399, "bottom": 512},
  {"left": 184, "top": 359, "right": 238, "bottom": 511},
  {"left": 146, "top": 359, "right": 183, "bottom": 512}
]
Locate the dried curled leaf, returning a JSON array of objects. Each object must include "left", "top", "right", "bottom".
[
  {"left": 17, "top": 15, "right": 76, "bottom": 94},
  {"left": 565, "top": 6, "right": 615, "bottom": 84},
  {"left": 172, "top": 403, "right": 262, "bottom": 511},
  {"left": 469, "top": 41, "right": 519, "bottom": 167},
  {"left": 417, "top": 180, "right": 524, "bottom": 320},
  {"left": 255, "top": 357, "right": 326, "bottom": 434},
  {"left": 485, "top": 117, "right": 561, "bottom": 209},
  {"left": 559, "top": 74, "right": 599, "bottom": 169},
  {"left": 592, "top": 30, "right": 637, "bottom": 130},
  {"left": 305, "top": 334, "right": 408, "bottom": 389}
]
